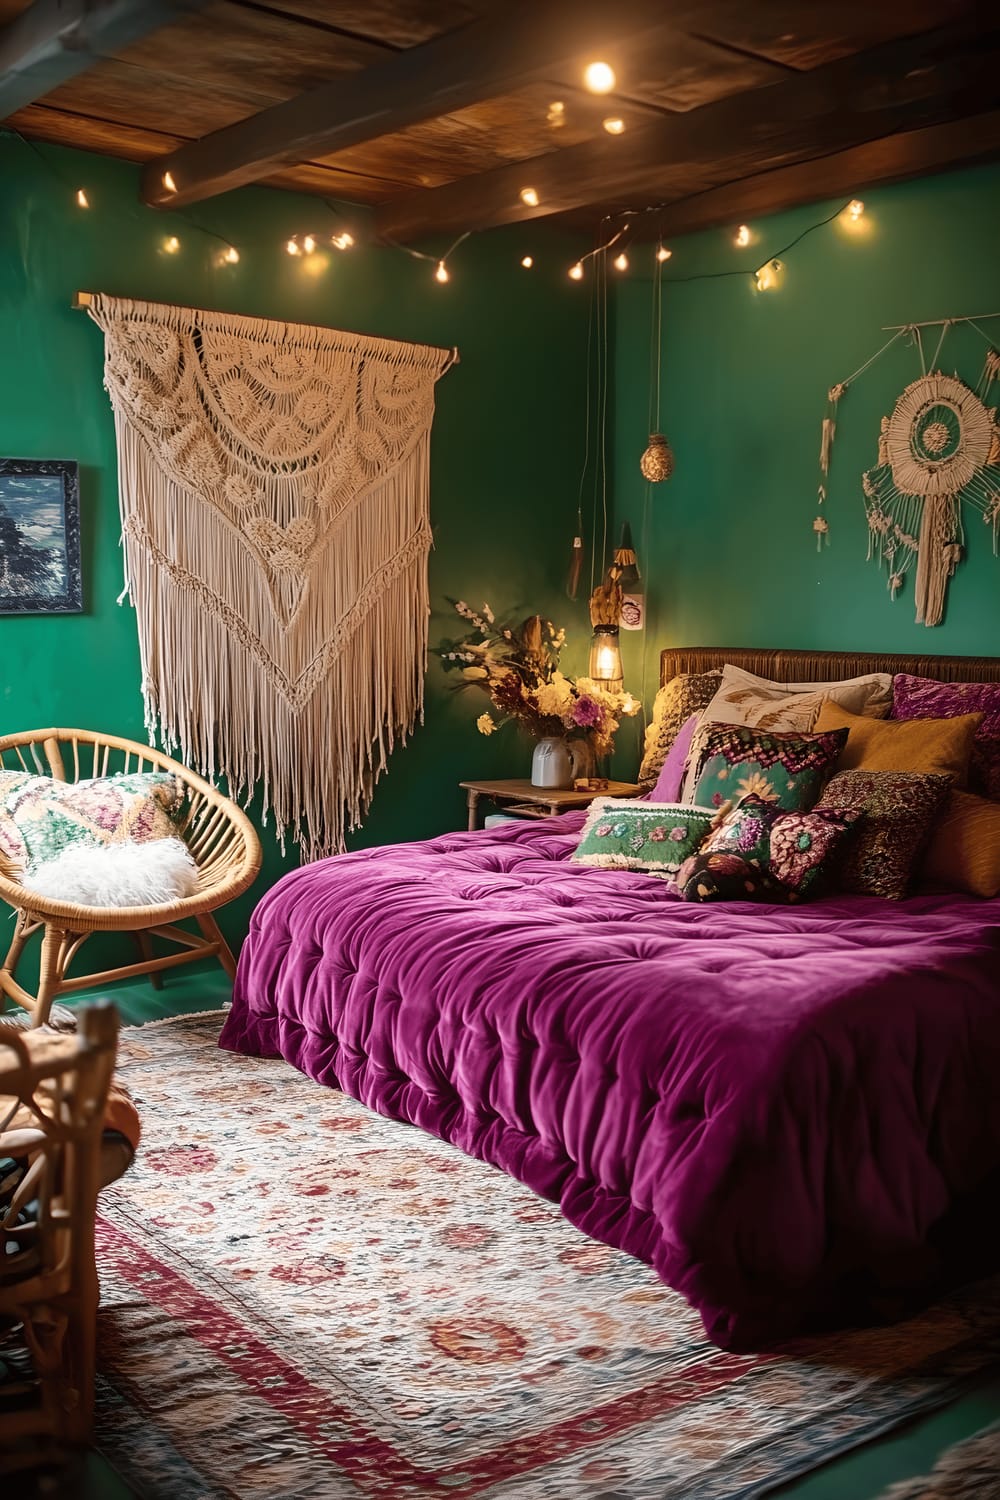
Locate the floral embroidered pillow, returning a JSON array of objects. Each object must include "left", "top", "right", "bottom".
[
  {"left": 892, "top": 672, "right": 1000, "bottom": 801},
  {"left": 572, "top": 798, "right": 716, "bottom": 875},
  {"left": 0, "top": 770, "right": 186, "bottom": 874},
  {"left": 681, "top": 723, "right": 848, "bottom": 811},
  {"left": 638, "top": 671, "right": 722, "bottom": 787},
  {"left": 815, "top": 769, "right": 952, "bottom": 900},
  {"left": 676, "top": 793, "right": 862, "bottom": 904}
]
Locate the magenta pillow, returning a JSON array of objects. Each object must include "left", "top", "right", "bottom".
[
  {"left": 892, "top": 673, "right": 1000, "bottom": 801},
  {"left": 649, "top": 712, "right": 700, "bottom": 803}
]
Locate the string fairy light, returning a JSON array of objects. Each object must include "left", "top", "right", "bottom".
[
  {"left": 613, "top": 251, "right": 629, "bottom": 272},
  {"left": 583, "top": 61, "right": 616, "bottom": 93},
  {"left": 435, "top": 259, "right": 450, "bottom": 283},
  {"left": 286, "top": 237, "right": 301, "bottom": 255},
  {"left": 75, "top": 188, "right": 90, "bottom": 209},
  {"left": 520, "top": 255, "right": 534, "bottom": 268},
  {"left": 302, "top": 233, "right": 317, "bottom": 253},
  {"left": 569, "top": 261, "right": 585, "bottom": 281},
  {"left": 847, "top": 199, "right": 865, "bottom": 220},
  {"left": 519, "top": 187, "right": 540, "bottom": 207},
  {"left": 162, "top": 235, "right": 180, "bottom": 254},
  {"left": 656, "top": 244, "right": 672, "bottom": 262},
  {"left": 734, "top": 223, "right": 751, "bottom": 247},
  {"left": 602, "top": 117, "right": 625, "bottom": 135}
]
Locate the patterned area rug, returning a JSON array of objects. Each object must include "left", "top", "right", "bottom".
[
  {"left": 94, "top": 1015, "right": 1000, "bottom": 1500},
  {"left": 878, "top": 1421, "right": 1000, "bottom": 1497}
]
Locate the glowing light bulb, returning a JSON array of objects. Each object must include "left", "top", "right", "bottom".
[
  {"left": 286, "top": 238, "right": 301, "bottom": 256},
  {"left": 847, "top": 198, "right": 865, "bottom": 220},
  {"left": 435, "top": 260, "right": 449, "bottom": 284},
  {"left": 613, "top": 251, "right": 629, "bottom": 272},
  {"left": 521, "top": 255, "right": 534, "bottom": 268},
  {"left": 755, "top": 259, "right": 782, "bottom": 291},
  {"left": 162, "top": 170, "right": 177, "bottom": 195},
  {"left": 656, "top": 244, "right": 672, "bottom": 262},
  {"left": 302, "top": 234, "right": 316, "bottom": 253},
  {"left": 221, "top": 245, "right": 240, "bottom": 265},
  {"left": 163, "top": 235, "right": 181, "bottom": 254},
  {"left": 519, "top": 187, "right": 539, "bottom": 208},
  {"left": 569, "top": 262, "right": 584, "bottom": 281},
  {"left": 583, "top": 61, "right": 616, "bottom": 94},
  {"left": 75, "top": 188, "right": 90, "bottom": 209},
  {"left": 735, "top": 223, "right": 751, "bottom": 247},
  {"left": 602, "top": 116, "right": 625, "bottom": 135},
  {"left": 547, "top": 100, "right": 566, "bottom": 126},
  {"left": 331, "top": 231, "right": 354, "bottom": 250}
]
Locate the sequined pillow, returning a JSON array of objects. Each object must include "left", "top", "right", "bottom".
[
  {"left": 683, "top": 793, "right": 862, "bottom": 902},
  {"left": 892, "top": 673, "right": 1000, "bottom": 801},
  {"left": 572, "top": 798, "right": 716, "bottom": 875},
  {"left": 815, "top": 769, "right": 952, "bottom": 900},
  {"left": 682, "top": 723, "right": 848, "bottom": 811},
  {"left": 638, "top": 671, "right": 722, "bottom": 787},
  {"left": 0, "top": 770, "right": 186, "bottom": 873}
]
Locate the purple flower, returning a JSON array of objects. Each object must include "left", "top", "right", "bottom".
[
  {"left": 571, "top": 695, "right": 603, "bottom": 729},
  {"left": 595, "top": 824, "right": 613, "bottom": 838},
  {"left": 668, "top": 825, "right": 688, "bottom": 842}
]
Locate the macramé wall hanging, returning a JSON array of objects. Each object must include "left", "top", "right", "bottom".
[
  {"left": 85, "top": 293, "right": 456, "bottom": 858},
  {"left": 815, "top": 313, "right": 1000, "bottom": 627}
]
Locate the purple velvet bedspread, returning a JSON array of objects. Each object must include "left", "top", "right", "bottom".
[{"left": 220, "top": 813, "right": 1000, "bottom": 1349}]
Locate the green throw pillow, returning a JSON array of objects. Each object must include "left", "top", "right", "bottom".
[
  {"left": 572, "top": 798, "right": 716, "bottom": 876},
  {"left": 682, "top": 723, "right": 848, "bottom": 812}
]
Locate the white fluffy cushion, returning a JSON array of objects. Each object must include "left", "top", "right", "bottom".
[
  {"left": 20, "top": 838, "right": 199, "bottom": 908},
  {"left": 700, "top": 665, "right": 893, "bottom": 734}
]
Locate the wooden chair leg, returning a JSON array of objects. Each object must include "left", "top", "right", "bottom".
[
  {"left": 133, "top": 931, "right": 163, "bottom": 990},
  {"left": 196, "top": 911, "right": 238, "bottom": 981},
  {"left": 33, "top": 924, "right": 68, "bottom": 1028},
  {"left": 1, "top": 909, "right": 35, "bottom": 1012}
]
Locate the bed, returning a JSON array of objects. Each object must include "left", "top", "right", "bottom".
[{"left": 219, "top": 647, "right": 1000, "bottom": 1351}]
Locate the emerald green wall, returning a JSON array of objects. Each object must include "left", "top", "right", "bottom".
[
  {"left": 613, "top": 162, "right": 1000, "bottom": 710},
  {"left": 0, "top": 136, "right": 590, "bottom": 950}
]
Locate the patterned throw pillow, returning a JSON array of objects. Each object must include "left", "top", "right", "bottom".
[
  {"left": 681, "top": 723, "right": 848, "bottom": 811},
  {"left": 700, "top": 665, "right": 892, "bottom": 734},
  {"left": 0, "top": 770, "right": 186, "bottom": 873},
  {"left": 675, "top": 794, "right": 861, "bottom": 904},
  {"left": 892, "top": 673, "right": 1000, "bottom": 801},
  {"left": 638, "top": 671, "right": 722, "bottom": 787},
  {"left": 572, "top": 798, "right": 716, "bottom": 876},
  {"left": 816, "top": 769, "right": 952, "bottom": 900}
]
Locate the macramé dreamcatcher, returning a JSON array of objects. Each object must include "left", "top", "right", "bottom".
[
  {"left": 88, "top": 294, "right": 455, "bottom": 858},
  {"left": 816, "top": 316, "right": 1000, "bottom": 625}
]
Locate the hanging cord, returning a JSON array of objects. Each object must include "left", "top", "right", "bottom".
[
  {"left": 598, "top": 243, "right": 610, "bottom": 578},
  {"left": 928, "top": 319, "right": 950, "bottom": 372},
  {"left": 574, "top": 253, "right": 597, "bottom": 598},
  {"left": 912, "top": 326, "right": 926, "bottom": 375},
  {"left": 834, "top": 328, "right": 909, "bottom": 392}
]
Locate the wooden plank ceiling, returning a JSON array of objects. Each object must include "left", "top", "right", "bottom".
[{"left": 2, "top": 0, "right": 997, "bottom": 242}]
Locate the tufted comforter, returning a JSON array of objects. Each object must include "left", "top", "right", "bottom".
[{"left": 220, "top": 813, "right": 1000, "bottom": 1349}]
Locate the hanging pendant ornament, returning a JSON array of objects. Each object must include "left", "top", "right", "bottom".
[
  {"left": 640, "top": 241, "right": 673, "bottom": 483},
  {"left": 640, "top": 433, "right": 674, "bottom": 483}
]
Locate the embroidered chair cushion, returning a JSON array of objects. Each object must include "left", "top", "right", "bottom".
[
  {"left": 814, "top": 701, "right": 982, "bottom": 787},
  {"left": 815, "top": 769, "right": 952, "bottom": 900},
  {"left": 0, "top": 770, "right": 185, "bottom": 873},
  {"left": 572, "top": 798, "right": 716, "bottom": 876},
  {"left": 675, "top": 794, "right": 861, "bottom": 904},
  {"left": 892, "top": 673, "right": 1000, "bottom": 801},
  {"left": 700, "top": 664, "right": 892, "bottom": 734},
  {"left": 681, "top": 723, "right": 848, "bottom": 811},
  {"left": 637, "top": 672, "right": 721, "bottom": 787}
]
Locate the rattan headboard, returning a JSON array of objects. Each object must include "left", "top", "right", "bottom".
[{"left": 660, "top": 647, "right": 1000, "bottom": 687}]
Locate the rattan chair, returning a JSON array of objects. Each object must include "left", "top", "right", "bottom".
[
  {"left": 0, "top": 1001, "right": 120, "bottom": 1468},
  {"left": 0, "top": 729, "right": 262, "bottom": 1027}
]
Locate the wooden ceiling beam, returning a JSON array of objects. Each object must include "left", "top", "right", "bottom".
[
  {"left": 139, "top": 0, "right": 682, "bottom": 209},
  {"left": 0, "top": 0, "right": 210, "bottom": 118},
  {"left": 374, "top": 21, "right": 1000, "bottom": 243},
  {"left": 649, "top": 109, "right": 1000, "bottom": 239}
]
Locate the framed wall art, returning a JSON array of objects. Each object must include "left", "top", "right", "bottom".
[{"left": 0, "top": 458, "right": 82, "bottom": 615}]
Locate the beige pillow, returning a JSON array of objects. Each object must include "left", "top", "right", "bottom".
[
  {"left": 700, "top": 664, "right": 893, "bottom": 734},
  {"left": 638, "top": 671, "right": 722, "bottom": 786}
]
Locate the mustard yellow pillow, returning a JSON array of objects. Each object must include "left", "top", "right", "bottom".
[
  {"left": 920, "top": 789, "right": 1000, "bottom": 898},
  {"left": 814, "top": 702, "right": 982, "bottom": 787}
]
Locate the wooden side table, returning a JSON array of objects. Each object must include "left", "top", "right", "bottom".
[{"left": 459, "top": 778, "right": 642, "bottom": 832}]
